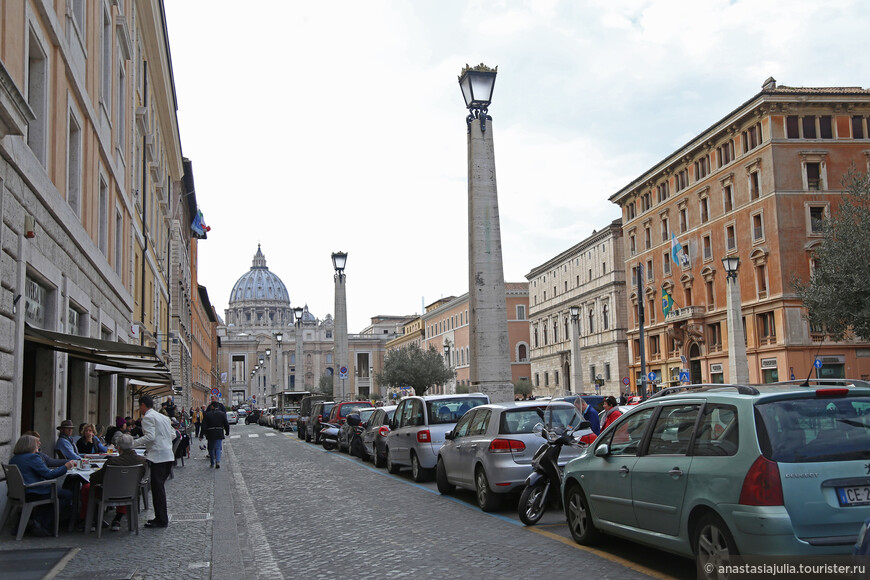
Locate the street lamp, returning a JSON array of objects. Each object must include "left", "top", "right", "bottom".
[
  {"left": 276, "top": 332, "right": 284, "bottom": 391},
  {"left": 722, "top": 256, "right": 749, "bottom": 383},
  {"left": 294, "top": 306, "right": 304, "bottom": 392},
  {"left": 459, "top": 63, "right": 512, "bottom": 403},
  {"left": 332, "top": 252, "right": 349, "bottom": 400},
  {"left": 569, "top": 306, "right": 584, "bottom": 394}
]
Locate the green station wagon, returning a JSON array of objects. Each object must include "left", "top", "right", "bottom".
[{"left": 561, "top": 381, "right": 870, "bottom": 577}]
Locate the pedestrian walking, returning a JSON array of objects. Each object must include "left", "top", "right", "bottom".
[
  {"left": 194, "top": 406, "right": 204, "bottom": 439},
  {"left": 203, "top": 402, "right": 230, "bottom": 468},
  {"left": 134, "top": 394, "right": 175, "bottom": 528}
]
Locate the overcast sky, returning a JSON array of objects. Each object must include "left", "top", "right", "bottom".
[{"left": 163, "top": 0, "right": 868, "bottom": 332}]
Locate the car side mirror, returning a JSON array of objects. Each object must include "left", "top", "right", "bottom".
[
  {"left": 594, "top": 444, "right": 610, "bottom": 457},
  {"left": 445, "top": 430, "right": 454, "bottom": 441},
  {"left": 389, "top": 419, "right": 397, "bottom": 430}
]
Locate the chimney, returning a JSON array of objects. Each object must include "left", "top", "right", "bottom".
[{"left": 762, "top": 77, "right": 777, "bottom": 90}]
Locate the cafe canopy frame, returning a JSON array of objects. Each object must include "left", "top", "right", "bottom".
[{"left": 24, "top": 324, "right": 175, "bottom": 397}]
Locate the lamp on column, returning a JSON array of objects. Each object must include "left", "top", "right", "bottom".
[
  {"left": 276, "top": 332, "right": 284, "bottom": 391},
  {"left": 332, "top": 252, "right": 349, "bottom": 400},
  {"left": 569, "top": 305, "right": 583, "bottom": 394},
  {"left": 722, "top": 255, "right": 749, "bottom": 384},
  {"left": 294, "top": 306, "right": 304, "bottom": 391}
]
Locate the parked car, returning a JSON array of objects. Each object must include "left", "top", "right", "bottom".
[
  {"left": 227, "top": 411, "right": 239, "bottom": 425},
  {"left": 245, "top": 409, "right": 262, "bottom": 425},
  {"left": 554, "top": 395, "right": 605, "bottom": 414},
  {"left": 386, "top": 393, "right": 489, "bottom": 482},
  {"left": 237, "top": 408, "right": 248, "bottom": 419},
  {"left": 307, "top": 401, "right": 335, "bottom": 444},
  {"left": 258, "top": 408, "right": 276, "bottom": 427},
  {"left": 361, "top": 405, "right": 397, "bottom": 467},
  {"left": 561, "top": 382, "right": 870, "bottom": 578},
  {"left": 436, "top": 400, "right": 590, "bottom": 511},
  {"left": 298, "top": 395, "right": 326, "bottom": 440},
  {"left": 274, "top": 407, "right": 299, "bottom": 432},
  {"left": 338, "top": 407, "right": 376, "bottom": 453},
  {"left": 328, "top": 401, "right": 374, "bottom": 428}
]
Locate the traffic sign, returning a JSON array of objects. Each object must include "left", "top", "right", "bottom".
[
  {"left": 679, "top": 370, "right": 690, "bottom": 382},
  {"left": 622, "top": 377, "right": 630, "bottom": 386},
  {"left": 210, "top": 388, "right": 219, "bottom": 396},
  {"left": 814, "top": 359, "right": 823, "bottom": 369},
  {"left": 647, "top": 371, "right": 657, "bottom": 382},
  {"left": 339, "top": 366, "right": 348, "bottom": 379}
]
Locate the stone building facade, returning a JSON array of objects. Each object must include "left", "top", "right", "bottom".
[
  {"left": 0, "top": 0, "right": 207, "bottom": 463},
  {"left": 526, "top": 221, "right": 629, "bottom": 398},
  {"left": 610, "top": 79, "right": 870, "bottom": 391}
]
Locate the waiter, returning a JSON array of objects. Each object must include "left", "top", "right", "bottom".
[{"left": 134, "top": 394, "right": 175, "bottom": 528}]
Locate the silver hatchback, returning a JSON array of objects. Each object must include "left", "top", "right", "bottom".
[{"left": 436, "top": 401, "right": 589, "bottom": 511}]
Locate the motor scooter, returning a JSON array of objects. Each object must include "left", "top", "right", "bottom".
[
  {"left": 518, "top": 416, "right": 591, "bottom": 526},
  {"left": 320, "top": 422, "right": 340, "bottom": 451},
  {"left": 345, "top": 414, "right": 368, "bottom": 458}
]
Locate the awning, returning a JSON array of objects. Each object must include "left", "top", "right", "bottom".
[{"left": 24, "top": 325, "right": 173, "bottom": 386}]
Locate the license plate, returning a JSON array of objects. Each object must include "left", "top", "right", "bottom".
[{"left": 837, "top": 486, "right": 870, "bottom": 506}]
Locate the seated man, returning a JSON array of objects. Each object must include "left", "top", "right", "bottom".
[
  {"left": 55, "top": 419, "right": 83, "bottom": 460},
  {"left": 79, "top": 433, "right": 147, "bottom": 531}
]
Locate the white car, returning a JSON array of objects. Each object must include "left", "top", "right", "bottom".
[{"left": 227, "top": 411, "right": 239, "bottom": 425}]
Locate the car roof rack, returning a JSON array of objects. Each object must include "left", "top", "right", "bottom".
[
  {"left": 646, "top": 384, "right": 760, "bottom": 400},
  {"left": 769, "top": 379, "right": 870, "bottom": 389}
]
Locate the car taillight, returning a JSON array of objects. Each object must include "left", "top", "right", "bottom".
[
  {"left": 739, "top": 455, "right": 784, "bottom": 506},
  {"left": 378, "top": 426, "right": 390, "bottom": 437},
  {"left": 417, "top": 430, "right": 431, "bottom": 443},
  {"left": 489, "top": 439, "right": 526, "bottom": 453},
  {"left": 317, "top": 415, "right": 322, "bottom": 421},
  {"left": 816, "top": 388, "right": 849, "bottom": 397}
]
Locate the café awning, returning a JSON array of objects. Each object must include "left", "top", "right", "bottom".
[{"left": 24, "top": 325, "right": 173, "bottom": 386}]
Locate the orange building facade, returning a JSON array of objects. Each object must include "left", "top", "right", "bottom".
[{"left": 610, "top": 80, "right": 870, "bottom": 392}]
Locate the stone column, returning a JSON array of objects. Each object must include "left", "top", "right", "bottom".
[
  {"left": 726, "top": 273, "right": 750, "bottom": 383},
  {"left": 295, "top": 322, "right": 304, "bottom": 392},
  {"left": 333, "top": 274, "right": 348, "bottom": 400},
  {"left": 467, "top": 117, "right": 513, "bottom": 403},
  {"left": 570, "top": 317, "right": 584, "bottom": 394}
]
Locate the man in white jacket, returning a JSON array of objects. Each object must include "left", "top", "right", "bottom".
[{"left": 134, "top": 394, "right": 175, "bottom": 528}]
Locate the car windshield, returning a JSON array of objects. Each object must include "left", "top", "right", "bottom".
[
  {"left": 500, "top": 405, "right": 581, "bottom": 434},
  {"left": 426, "top": 397, "right": 488, "bottom": 424},
  {"left": 340, "top": 403, "right": 372, "bottom": 417},
  {"left": 755, "top": 396, "right": 870, "bottom": 463},
  {"left": 358, "top": 408, "right": 375, "bottom": 421}
]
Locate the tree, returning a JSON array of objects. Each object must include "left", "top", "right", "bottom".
[
  {"left": 316, "top": 375, "right": 333, "bottom": 396},
  {"left": 794, "top": 169, "right": 870, "bottom": 341},
  {"left": 376, "top": 344, "right": 455, "bottom": 396},
  {"left": 514, "top": 378, "right": 533, "bottom": 398}
]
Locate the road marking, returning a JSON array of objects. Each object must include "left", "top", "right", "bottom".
[
  {"left": 265, "top": 433, "right": 276, "bottom": 437},
  {"left": 230, "top": 435, "right": 240, "bottom": 439},
  {"left": 225, "top": 443, "right": 284, "bottom": 578},
  {"left": 248, "top": 434, "right": 259, "bottom": 438}
]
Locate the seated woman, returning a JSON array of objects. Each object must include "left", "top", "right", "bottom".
[
  {"left": 75, "top": 424, "right": 108, "bottom": 455},
  {"left": 9, "top": 434, "right": 75, "bottom": 536}
]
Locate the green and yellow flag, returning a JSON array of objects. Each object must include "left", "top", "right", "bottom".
[{"left": 662, "top": 288, "right": 675, "bottom": 317}]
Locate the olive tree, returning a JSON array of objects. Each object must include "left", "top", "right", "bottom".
[{"left": 376, "top": 344, "right": 455, "bottom": 396}]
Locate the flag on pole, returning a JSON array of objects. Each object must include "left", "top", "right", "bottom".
[
  {"left": 191, "top": 209, "right": 211, "bottom": 239},
  {"left": 662, "top": 288, "right": 675, "bottom": 317},
  {"left": 671, "top": 234, "right": 690, "bottom": 267}
]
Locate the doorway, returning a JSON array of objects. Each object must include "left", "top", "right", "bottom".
[{"left": 689, "top": 343, "right": 703, "bottom": 384}]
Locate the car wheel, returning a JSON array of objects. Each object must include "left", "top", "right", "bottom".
[
  {"left": 411, "top": 453, "right": 432, "bottom": 483},
  {"left": 373, "top": 447, "right": 386, "bottom": 468},
  {"left": 475, "top": 467, "right": 501, "bottom": 512},
  {"left": 304, "top": 428, "right": 311, "bottom": 442},
  {"left": 694, "top": 513, "right": 738, "bottom": 579},
  {"left": 436, "top": 458, "right": 455, "bottom": 495},
  {"left": 386, "top": 448, "right": 401, "bottom": 474},
  {"left": 518, "top": 481, "right": 547, "bottom": 525},
  {"left": 565, "top": 483, "right": 600, "bottom": 545}
]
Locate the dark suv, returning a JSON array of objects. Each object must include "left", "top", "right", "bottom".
[
  {"left": 307, "top": 401, "right": 335, "bottom": 444},
  {"left": 298, "top": 395, "right": 326, "bottom": 440}
]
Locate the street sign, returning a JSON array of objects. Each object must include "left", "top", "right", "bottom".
[
  {"left": 210, "top": 388, "right": 219, "bottom": 396},
  {"left": 679, "top": 370, "right": 690, "bottom": 382},
  {"left": 647, "top": 371, "right": 657, "bottom": 382},
  {"left": 339, "top": 366, "right": 348, "bottom": 379},
  {"left": 622, "top": 377, "right": 630, "bottom": 386},
  {"left": 814, "top": 359, "right": 823, "bottom": 369}
]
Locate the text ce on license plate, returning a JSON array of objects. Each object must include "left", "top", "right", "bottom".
[{"left": 837, "top": 486, "right": 870, "bottom": 506}]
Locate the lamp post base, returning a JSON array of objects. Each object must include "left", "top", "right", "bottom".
[{"left": 471, "top": 381, "right": 514, "bottom": 403}]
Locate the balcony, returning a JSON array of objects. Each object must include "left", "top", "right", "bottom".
[{"left": 664, "top": 306, "right": 706, "bottom": 323}]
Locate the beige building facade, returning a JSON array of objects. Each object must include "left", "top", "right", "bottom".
[
  {"left": 526, "top": 221, "right": 629, "bottom": 398},
  {"left": 610, "top": 79, "right": 870, "bottom": 392}
]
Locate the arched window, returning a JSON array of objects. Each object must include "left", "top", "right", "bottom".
[
  {"left": 588, "top": 309, "right": 595, "bottom": 334},
  {"left": 518, "top": 344, "right": 527, "bottom": 362},
  {"left": 603, "top": 304, "right": 609, "bottom": 330}
]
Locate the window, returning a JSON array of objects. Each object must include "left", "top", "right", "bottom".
[
  {"left": 626, "top": 201, "right": 636, "bottom": 220},
  {"left": 641, "top": 192, "right": 652, "bottom": 212},
  {"left": 675, "top": 169, "right": 689, "bottom": 192},
  {"left": 853, "top": 116, "right": 866, "bottom": 139},
  {"left": 705, "top": 279, "right": 714, "bottom": 310},
  {"left": 802, "top": 116, "right": 816, "bottom": 139},
  {"left": 101, "top": 7, "right": 112, "bottom": 105},
  {"left": 693, "top": 404, "right": 738, "bottom": 456},
  {"left": 646, "top": 405, "right": 699, "bottom": 455},
  {"left": 99, "top": 179, "right": 109, "bottom": 255},
  {"left": 602, "top": 304, "right": 609, "bottom": 330},
  {"left": 533, "top": 326, "right": 538, "bottom": 348},
  {"left": 663, "top": 252, "right": 671, "bottom": 276},
  {"left": 742, "top": 122, "right": 762, "bottom": 152},
  {"left": 553, "top": 320, "right": 558, "bottom": 343},
  {"left": 703, "top": 234, "right": 712, "bottom": 261},
  {"left": 808, "top": 205, "right": 827, "bottom": 234},
  {"left": 67, "top": 111, "right": 82, "bottom": 216},
  {"left": 757, "top": 312, "right": 776, "bottom": 345},
  {"left": 755, "top": 263, "right": 768, "bottom": 298},
  {"left": 598, "top": 408, "right": 655, "bottom": 456},
  {"left": 661, "top": 217, "right": 669, "bottom": 242},
  {"left": 819, "top": 116, "right": 833, "bottom": 139},
  {"left": 605, "top": 363, "right": 611, "bottom": 380},
  {"left": 631, "top": 265, "right": 637, "bottom": 286},
  {"left": 27, "top": 28, "right": 48, "bottom": 165},
  {"left": 648, "top": 297, "right": 655, "bottom": 324},
  {"left": 644, "top": 226, "right": 651, "bottom": 250},
  {"left": 588, "top": 309, "right": 595, "bottom": 334},
  {"left": 806, "top": 162, "right": 821, "bottom": 190},
  {"left": 114, "top": 209, "right": 123, "bottom": 276},
  {"left": 657, "top": 182, "right": 669, "bottom": 203},
  {"left": 786, "top": 116, "right": 800, "bottom": 139},
  {"left": 554, "top": 371, "right": 560, "bottom": 386},
  {"left": 694, "top": 155, "right": 710, "bottom": 180},
  {"left": 589, "top": 365, "right": 596, "bottom": 383},
  {"left": 535, "top": 373, "right": 540, "bottom": 387},
  {"left": 647, "top": 259, "right": 654, "bottom": 281},
  {"left": 752, "top": 212, "right": 764, "bottom": 242},
  {"left": 725, "top": 224, "right": 737, "bottom": 251},
  {"left": 516, "top": 304, "right": 526, "bottom": 320},
  {"left": 708, "top": 323, "right": 722, "bottom": 352},
  {"left": 749, "top": 171, "right": 761, "bottom": 200},
  {"left": 723, "top": 184, "right": 734, "bottom": 213},
  {"left": 700, "top": 196, "right": 710, "bottom": 223},
  {"left": 717, "top": 140, "right": 735, "bottom": 167},
  {"left": 629, "top": 234, "right": 636, "bottom": 256},
  {"left": 649, "top": 335, "right": 660, "bottom": 359},
  {"left": 544, "top": 372, "right": 549, "bottom": 386},
  {"left": 117, "top": 51, "right": 126, "bottom": 155},
  {"left": 679, "top": 207, "right": 688, "bottom": 233}
]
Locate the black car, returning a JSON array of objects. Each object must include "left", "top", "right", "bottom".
[
  {"left": 307, "top": 401, "right": 335, "bottom": 444},
  {"left": 245, "top": 409, "right": 262, "bottom": 425},
  {"left": 298, "top": 395, "right": 326, "bottom": 440},
  {"left": 337, "top": 407, "right": 376, "bottom": 453},
  {"left": 361, "top": 405, "right": 397, "bottom": 467}
]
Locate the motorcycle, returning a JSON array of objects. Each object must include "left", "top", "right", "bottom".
[
  {"left": 345, "top": 414, "right": 368, "bottom": 459},
  {"left": 518, "top": 411, "right": 591, "bottom": 526},
  {"left": 320, "top": 422, "right": 340, "bottom": 451}
]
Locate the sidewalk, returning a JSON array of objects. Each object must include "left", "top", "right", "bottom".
[{"left": 0, "top": 441, "right": 243, "bottom": 580}]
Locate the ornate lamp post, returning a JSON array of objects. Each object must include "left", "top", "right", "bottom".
[
  {"left": 294, "top": 306, "right": 304, "bottom": 391},
  {"left": 332, "top": 251, "right": 349, "bottom": 400},
  {"left": 275, "top": 332, "right": 283, "bottom": 391},
  {"left": 722, "top": 256, "right": 749, "bottom": 384},
  {"left": 569, "top": 305, "right": 584, "bottom": 394},
  {"left": 459, "top": 63, "right": 512, "bottom": 403}
]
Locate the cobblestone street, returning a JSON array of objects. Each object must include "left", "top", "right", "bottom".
[{"left": 1, "top": 423, "right": 692, "bottom": 579}]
